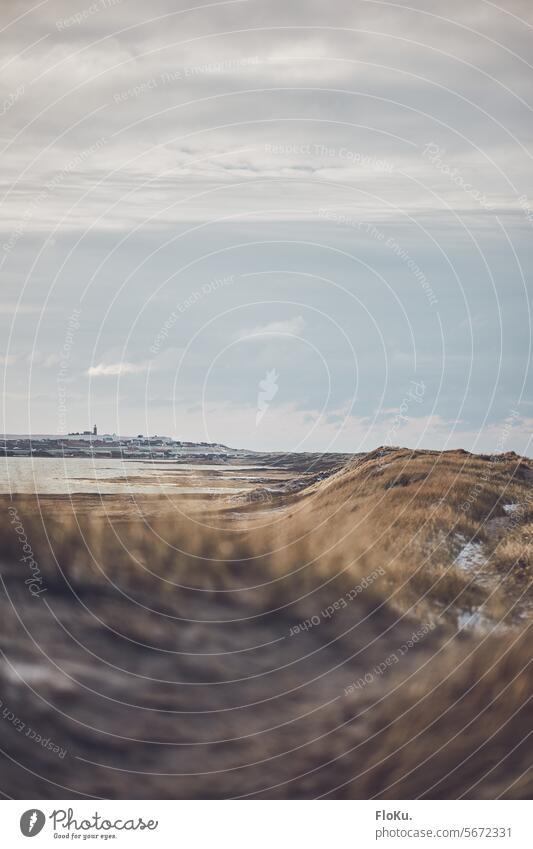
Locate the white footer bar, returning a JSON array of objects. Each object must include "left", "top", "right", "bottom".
[{"left": 2, "top": 800, "right": 529, "bottom": 848}]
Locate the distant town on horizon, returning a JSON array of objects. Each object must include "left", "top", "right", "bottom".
[{"left": 1, "top": 427, "right": 237, "bottom": 459}]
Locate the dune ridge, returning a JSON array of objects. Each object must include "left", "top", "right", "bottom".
[{"left": 0, "top": 447, "right": 531, "bottom": 798}]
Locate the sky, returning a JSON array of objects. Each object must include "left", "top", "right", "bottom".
[{"left": 1, "top": 0, "right": 532, "bottom": 453}]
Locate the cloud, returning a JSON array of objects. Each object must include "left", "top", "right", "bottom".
[
  {"left": 2, "top": 0, "right": 530, "bottom": 231},
  {"left": 87, "top": 346, "right": 183, "bottom": 377},
  {"left": 1, "top": 1, "right": 532, "bottom": 449},
  {"left": 238, "top": 316, "right": 306, "bottom": 340},
  {"left": 87, "top": 361, "right": 148, "bottom": 377}
]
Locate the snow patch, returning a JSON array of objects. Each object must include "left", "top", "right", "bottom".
[
  {"left": 457, "top": 609, "right": 493, "bottom": 633},
  {"left": 454, "top": 535, "right": 486, "bottom": 571}
]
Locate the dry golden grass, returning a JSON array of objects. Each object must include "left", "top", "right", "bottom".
[
  {"left": 492, "top": 522, "right": 533, "bottom": 582},
  {"left": 0, "top": 447, "right": 531, "bottom": 798},
  {"left": 345, "top": 626, "right": 532, "bottom": 800}
]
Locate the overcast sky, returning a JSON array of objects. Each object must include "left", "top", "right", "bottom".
[{"left": 1, "top": 0, "right": 532, "bottom": 453}]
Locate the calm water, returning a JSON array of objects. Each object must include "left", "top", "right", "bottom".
[{"left": 0, "top": 458, "right": 248, "bottom": 496}]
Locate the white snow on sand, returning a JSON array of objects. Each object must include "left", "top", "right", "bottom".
[
  {"left": 457, "top": 609, "right": 493, "bottom": 633},
  {"left": 454, "top": 535, "right": 486, "bottom": 571}
]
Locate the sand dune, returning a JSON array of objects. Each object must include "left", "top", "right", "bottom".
[{"left": 0, "top": 448, "right": 531, "bottom": 798}]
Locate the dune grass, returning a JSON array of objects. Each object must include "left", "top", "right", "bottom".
[{"left": 0, "top": 448, "right": 531, "bottom": 798}]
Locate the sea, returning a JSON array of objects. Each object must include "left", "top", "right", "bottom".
[{"left": 0, "top": 457, "right": 250, "bottom": 496}]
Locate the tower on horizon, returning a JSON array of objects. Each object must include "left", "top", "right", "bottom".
[{"left": 93, "top": 425, "right": 97, "bottom": 436}]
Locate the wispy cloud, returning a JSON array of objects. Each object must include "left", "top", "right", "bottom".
[
  {"left": 87, "top": 347, "right": 184, "bottom": 377},
  {"left": 238, "top": 316, "right": 306, "bottom": 340},
  {"left": 87, "top": 361, "right": 148, "bottom": 377}
]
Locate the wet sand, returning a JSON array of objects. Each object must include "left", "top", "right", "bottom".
[{"left": 0, "top": 451, "right": 349, "bottom": 522}]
